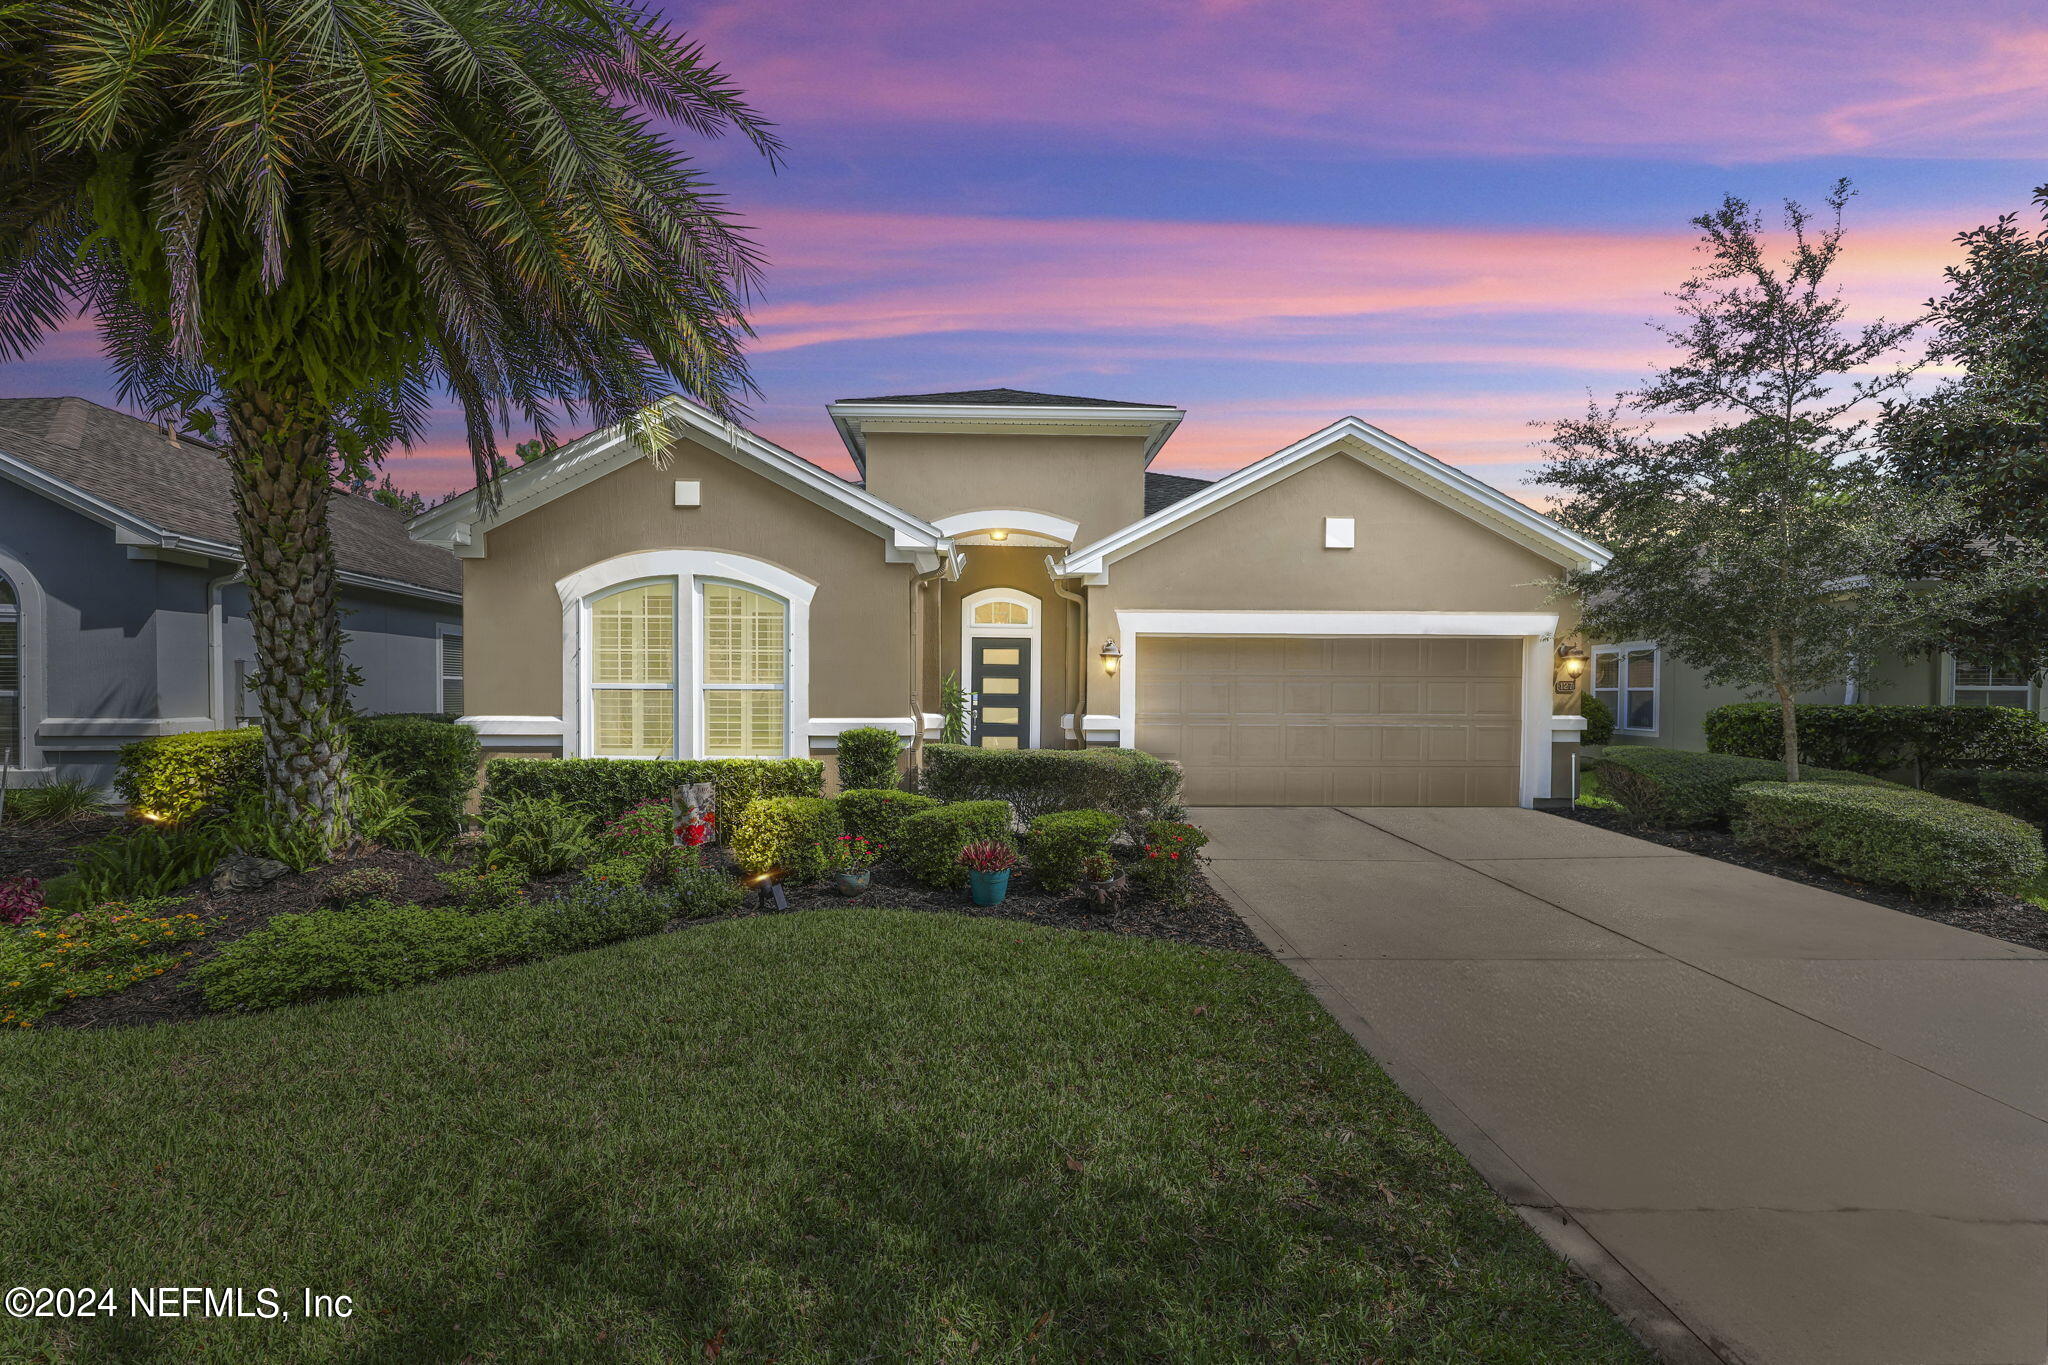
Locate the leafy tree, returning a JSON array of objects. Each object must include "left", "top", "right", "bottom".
[
  {"left": 1539, "top": 184, "right": 2029, "bottom": 779},
  {"left": 1881, "top": 187, "right": 2048, "bottom": 676},
  {"left": 0, "top": 0, "right": 778, "bottom": 844},
  {"left": 340, "top": 472, "right": 429, "bottom": 519},
  {"left": 514, "top": 438, "right": 552, "bottom": 464}
]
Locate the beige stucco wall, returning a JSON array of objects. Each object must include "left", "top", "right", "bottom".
[
  {"left": 461, "top": 433, "right": 919, "bottom": 746},
  {"left": 1611, "top": 649, "right": 1948, "bottom": 752},
  {"left": 861, "top": 432, "right": 1148, "bottom": 546},
  {"left": 1080, "top": 452, "right": 1583, "bottom": 715}
]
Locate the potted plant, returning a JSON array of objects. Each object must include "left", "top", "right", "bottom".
[
  {"left": 821, "top": 833, "right": 881, "bottom": 894},
  {"left": 958, "top": 839, "right": 1019, "bottom": 906},
  {"left": 1077, "top": 853, "right": 1126, "bottom": 910}
]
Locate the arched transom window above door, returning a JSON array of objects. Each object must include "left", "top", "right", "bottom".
[
  {"left": 972, "top": 599, "right": 1031, "bottom": 627},
  {"left": 559, "top": 551, "right": 814, "bottom": 761}
]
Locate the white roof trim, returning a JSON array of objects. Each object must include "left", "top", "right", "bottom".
[
  {"left": 930, "top": 509, "right": 1080, "bottom": 544},
  {"left": 828, "top": 400, "right": 1184, "bottom": 474},
  {"left": 409, "top": 395, "right": 954, "bottom": 572},
  {"left": 1055, "top": 416, "right": 1609, "bottom": 581}
]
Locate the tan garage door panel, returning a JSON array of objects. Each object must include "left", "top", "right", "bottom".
[{"left": 1135, "top": 636, "right": 1522, "bottom": 806}]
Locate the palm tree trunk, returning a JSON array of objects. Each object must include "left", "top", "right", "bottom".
[{"left": 223, "top": 384, "right": 352, "bottom": 845}]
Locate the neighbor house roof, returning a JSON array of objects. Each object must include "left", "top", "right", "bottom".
[
  {"left": 1143, "top": 471, "right": 1213, "bottom": 515},
  {"left": 835, "top": 387, "right": 1167, "bottom": 408},
  {"left": 0, "top": 396, "right": 461, "bottom": 600},
  {"left": 1058, "top": 415, "right": 1610, "bottom": 582}
]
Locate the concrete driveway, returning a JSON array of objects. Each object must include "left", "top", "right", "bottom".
[{"left": 1197, "top": 806, "right": 2048, "bottom": 1365}]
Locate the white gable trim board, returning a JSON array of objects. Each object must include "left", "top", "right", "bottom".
[
  {"left": 410, "top": 396, "right": 953, "bottom": 573},
  {"left": 1058, "top": 417, "right": 1609, "bottom": 582},
  {"left": 1111, "top": 609, "right": 1562, "bottom": 808}
]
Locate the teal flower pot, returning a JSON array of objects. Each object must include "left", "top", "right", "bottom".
[{"left": 969, "top": 868, "right": 1011, "bottom": 906}]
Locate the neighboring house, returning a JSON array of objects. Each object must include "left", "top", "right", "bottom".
[
  {"left": 0, "top": 397, "right": 463, "bottom": 788},
  {"left": 412, "top": 387, "right": 1610, "bottom": 808},
  {"left": 1592, "top": 642, "right": 2044, "bottom": 752}
]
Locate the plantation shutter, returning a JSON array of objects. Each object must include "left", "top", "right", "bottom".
[
  {"left": 439, "top": 633, "right": 465, "bottom": 717},
  {"left": 590, "top": 584, "right": 675, "bottom": 757},
  {"left": 701, "top": 584, "right": 786, "bottom": 757}
]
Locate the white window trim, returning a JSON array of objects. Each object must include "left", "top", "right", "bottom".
[
  {"left": 437, "top": 623, "right": 464, "bottom": 718},
  {"left": 961, "top": 586, "right": 1042, "bottom": 749},
  {"left": 1942, "top": 653, "right": 2041, "bottom": 712},
  {"left": 1592, "top": 641, "right": 1660, "bottom": 737},
  {"left": 1109, "top": 609, "right": 1560, "bottom": 807},
  {"left": 557, "top": 550, "right": 813, "bottom": 760},
  {"left": 0, "top": 550, "right": 45, "bottom": 772}
]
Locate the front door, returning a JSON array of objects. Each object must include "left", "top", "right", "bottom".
[{"left": 970, "top": 637, "right": 1032, "bottom": 749}]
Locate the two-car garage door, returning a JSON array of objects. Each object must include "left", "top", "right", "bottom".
[{"left": 1134, "top": 636, "right": 1523, "bottom": 806}]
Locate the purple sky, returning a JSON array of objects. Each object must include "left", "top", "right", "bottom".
[{"left": 8, "top": 0, "right": 2048, "bottom": 499}]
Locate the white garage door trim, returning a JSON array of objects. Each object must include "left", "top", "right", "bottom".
[{"left": 1113, "top": 610, "right": 1559, "bottom": 807}]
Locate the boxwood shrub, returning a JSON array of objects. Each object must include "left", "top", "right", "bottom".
[
  {"left": 1731, "top": 782, "right": 2045, "bottom": 897},
  {"left": 1704, "top": 702, "right": 2048, "bottom": 777},
  {"left": 895, "top": 800, "right": 1013, "bottom": 888},
  {"left": 349, "top": 715, "right": 480, "bottom": 840},
  {"left": 1022, "top": 808, "right": 1120, "bottom": 892},
  {"left": 1925, "top": 768, "right": 2048, "bottom": 829},
  {"left": 1587, "top": 746, "right": 1896, "bottom": 828},
  {"left": 920, "top": 744, "right": 1181, "bottom": 831},
  {"left": 835, "top": 788, "right": 939, "bottom": 852},
  {"left": 728, "top": 796, "right": 843, "bottom": 881},
  {"left": 482, "top": 756, "right": 824, "bottom": 829},
  {"left": 116, "top": 729, "right": 261, "bottom": 822},
  {"left": 1578, "top": 694, "right": 1615, "bottom": 746},
  {"left": 834, "top": 727, "right": 902, "bottom": 793}
]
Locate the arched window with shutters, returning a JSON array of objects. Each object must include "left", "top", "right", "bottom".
[{"left": 563, "top": 551, "right": 810, "bottom": 761}]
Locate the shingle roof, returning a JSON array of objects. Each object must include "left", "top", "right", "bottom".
[
  {"left": 1143, "top": 470, "right": 1213, "bottom": 515},
  {"left": 835, "top": 387, "right": 1171, "bottom": 408},
  {"left": 0, "top": 397, "right": 460, "bottom": 597}
]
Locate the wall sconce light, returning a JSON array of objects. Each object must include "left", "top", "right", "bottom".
[
  {"left": 988, "top": 528, "right": 1009, "bottom": 541},
  {"left": 1555, "top": 643, "right": 1588, "bottom": 694},
  {"left": 1100, "top": 639, "right": 1124, "bottom": 675}
]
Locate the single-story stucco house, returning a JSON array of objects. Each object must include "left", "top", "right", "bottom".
[
  {"left": 1592, "top": 642, "right": 2043, "bottom": 753},
  {"left": 410, "top": 387, "right": 1610, "bottom": 807},
  {"left": 0, "top": 397, "right": 464, "bottom": 788}
]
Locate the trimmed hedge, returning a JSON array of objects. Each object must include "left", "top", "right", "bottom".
[
  {"left": 1023, "top": 809, "right": 1120, "bottom": 892},
  {"left": 1926, "top": 769, "right": 2048, "bottom": 829},
  {"left": 482, "top": 756, "right": 824, "bottom": 829},
  {"left": 1579, "top": 695, "right": 1615, "bottom": 747},
  {"left": 1731, "top": 782, "right": 2045, "bottom": 898},
  {"left": 920, "top": 744, "right": 1181, "bottom": 831},
  {"left": 116, "top": 729, "right": 260, "bottom": 822},
  {"left": 835, "top": 788, "right": 939, "bottom": 852},
  {"left": 729, "top": 796, "right": 843, "bottom": 881},
  {"left": 350, "top": 715, "right": 480, "bottom": 839},
  {"left": 1587, "top": 746, "right": 1896, "bottom": 828},
  {"left": 1704, "top": 703, "right": 2048, "bottom": 777},
  {"left": 118, "top": 717, "right": 480, "bottom": 837},
  {"left": 896, "top": 800, "right": 1013, "bottom": 888},
  {"left": 834, "top": 727, "right": 902, "bottom": 793}
]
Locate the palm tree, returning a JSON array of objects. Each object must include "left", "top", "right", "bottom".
[{"left": 0, "top": 0, "right": 778, "bottom": 844}]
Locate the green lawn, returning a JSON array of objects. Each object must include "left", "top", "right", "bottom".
[{"left": 1, "top": 910, "right": 1645, "bottom": 1363}]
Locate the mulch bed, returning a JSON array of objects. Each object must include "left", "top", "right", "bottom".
[
  {"left": 1554, "top": 805, "right": 2048, "bottom": 954},
  {"left": 0, "top": 813, "right": 123, "bottom": 882},
  {"left": 34, "top": 837, "right": 1262, "bottom": 1032}
]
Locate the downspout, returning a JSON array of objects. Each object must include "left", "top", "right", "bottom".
[
  {"left": 1048, "top": 557, "right": 1087, "bottom": 750},
  {"left": 906, "top": 548, "right": 959, "bottom": 780}
]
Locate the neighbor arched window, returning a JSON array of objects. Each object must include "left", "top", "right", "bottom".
[{"left": 0, "top": 575, "right": 17, "bottom": 765}]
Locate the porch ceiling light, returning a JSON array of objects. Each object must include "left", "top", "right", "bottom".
[
  {"left": 989, "top": 528, "right": 1009, "bottom": 541},
  {"left": 1100, "top": 639, "right": 1124, "bottom": 675}
]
